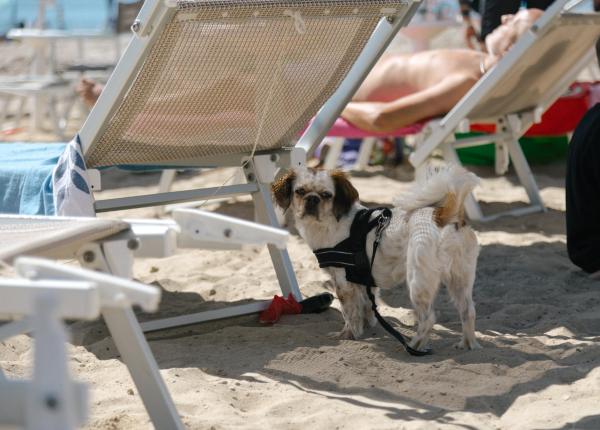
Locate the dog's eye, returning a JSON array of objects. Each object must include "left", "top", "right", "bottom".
[
  {"left": 295, "top": 188, "right": 306, "bottom": 196},
  {"left": 319, "top": 191, "right": 333, "bottom": 200}
]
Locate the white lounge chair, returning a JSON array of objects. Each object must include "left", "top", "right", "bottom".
[
  {"left": 0, "top": 1, "right": 423, "bottom": 426},
  {"left": 1, "top": 0, "right": 421, "bottom": 323},
  {"left": 303, "top": 0, "right": 600, "bottom": 221},
  {"left": 0, "top": 211, "right": 290, "bottom": 429},
  {"left": 0, "top": 256, "right": 161, "bottom": 430},
  {"left": 2, "top": 0, "right": 423, "bottom": 313},
  {"left": 411, "top": 0, "right": 599, "bottom": 221}
]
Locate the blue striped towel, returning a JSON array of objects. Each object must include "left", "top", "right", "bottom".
[
  {"left": 0, "top": 136, "right": 94, "bottom": 216},
  {"left": 52, "top": 135, "right": 94, "bottom": 217}
]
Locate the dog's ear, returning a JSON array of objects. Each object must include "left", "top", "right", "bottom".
[
  {"left": 331, "top": 170, "right": 358, "bottom": 220},
  {"left": 272, "top": 170, "right": 296, "bottom": 210}
]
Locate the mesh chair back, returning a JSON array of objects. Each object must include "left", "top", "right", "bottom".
[
  {"left": 470, "top": 13, "right": 600, "bottom": 121},
  {"left": 85, "top": 0, "right": 410, "bottom": 167}
]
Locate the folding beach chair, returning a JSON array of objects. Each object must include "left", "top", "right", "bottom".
[
  {"left": 2, "top": 0, "right": 421, "bottom": 319},
  {"left": 0, "top": 212, "right": 289, "bottom": 429},
  {"left": 316, "top": 78, "right": 592, "bottom": 171},
  {"left": 69, "top": 0, "right": 420, "bottom": 323},
  {"left": 0, "top": 256, "right": 160, "bottom": 430},
  {"left": 301, "top": 0, "right": 600, "bottom": 221},
  {"left": 1, "top": 1, "right": 423, "bottom": 426},
  {"left": 408, "top": 0, "right": 600, "bottom": 221}
]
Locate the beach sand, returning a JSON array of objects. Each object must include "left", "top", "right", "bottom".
[
  {"left": 1, "top": 29, "right": 600, "bottom": 430},
  {"left": 2, "top": 161, "right": 600, "bottom": 430}
]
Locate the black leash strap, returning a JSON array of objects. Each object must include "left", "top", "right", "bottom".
[{"left": 369, "top": 212, "right": 432, "bottom": 357}]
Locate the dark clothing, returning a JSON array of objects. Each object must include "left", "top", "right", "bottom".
[
  {"left": 566, "top": 103, "right": 600, "bottom": 273},
  {"left": 480, "top": 0, "right": 555, "bottom": 40},
  {"left": 459, "top": 0, "right": 482, "bottom": 14}
]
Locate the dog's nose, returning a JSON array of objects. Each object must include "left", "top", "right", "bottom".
[{"left": 305, "top": 195, "right": 321, "bottom": 209}]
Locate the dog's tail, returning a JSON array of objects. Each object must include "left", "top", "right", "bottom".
[{"left": 394, "top": 164, "right": 480, "bottom": 227}]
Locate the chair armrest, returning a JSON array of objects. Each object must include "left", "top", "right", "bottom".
[
  {"left": 0, "top": 279, "right": 100, "bottom": 320},
  {"left": 172, "top": 208, "right": 289, "bottom": 250},
  {"left": 14, "top": 257, "right": 160, "bottom": 312},
  {"left": 125, "top": 208, "right": 289, "bottom": 258}
]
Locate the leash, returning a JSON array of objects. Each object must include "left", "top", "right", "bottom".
[{"left": 368, "top": 211, "right": 432, "bottom": 356}]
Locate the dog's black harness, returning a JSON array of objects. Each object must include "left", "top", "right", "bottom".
[{"left": 314, "top": 208, "right": 432, "bottom": 356}]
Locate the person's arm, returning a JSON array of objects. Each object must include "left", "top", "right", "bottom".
[{"left": 341, "top": 74, "right": 477, "bottom": 133}]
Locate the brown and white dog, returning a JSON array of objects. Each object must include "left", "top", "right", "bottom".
[{"left": 272, "top": 164, "right": 481, "bottom": 351}]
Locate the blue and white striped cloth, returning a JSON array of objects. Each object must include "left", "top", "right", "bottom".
[
  {"left": 0, "top": 135, "right": 94, "bottom": 216},
  {"left": 51, "top": 135, "right": 95, "bottom": 217}
]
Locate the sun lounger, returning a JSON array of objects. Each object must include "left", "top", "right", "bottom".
[
  {"left": 410, "top": 0, "right": 600, "bottom": 221},
  {"left": 301, "top": 0, "right": 600, "bottom": 221},
  {"left": 0, "top": 1, "right": 424, "bottom": 426},
  {"left": 0, "top": 211, "right": 290, "bottom": 428},
  {"left": 318, "top": 80, "right": 594, "bottom": 171},
  {"left": 1, "top": 0, "right": 421, "bottom": 323},
  {"left": 0, "top": 256, "right": 163, "bottom": 430},
  {"left": 0, "top": 216, "right": 184, "bottom": 428}
]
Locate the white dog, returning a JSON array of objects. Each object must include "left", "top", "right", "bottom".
[{"left": 272, "top": 165, "right": 481, "bottom": 351}]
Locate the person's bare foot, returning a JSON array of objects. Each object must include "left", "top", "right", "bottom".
[{"left": 76, "top": 78, "right": 103, "bottom": 108}]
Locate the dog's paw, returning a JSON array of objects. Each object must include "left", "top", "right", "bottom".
[
  {"left": 409, "top": 337, "right": 429, "bottom": 351},
  {"left": 332, "top": 328, "right": 356, "bottom": 340},
  {"left": 453, "top": 338, "right": 482, "bottom": 350}
]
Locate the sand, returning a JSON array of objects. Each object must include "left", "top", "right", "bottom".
[
  {"left": 2, "top": 28, "right": 600, "bottom": 430},
  {"left": 2, "top": 161, "right": 600, "bottom": 430}
]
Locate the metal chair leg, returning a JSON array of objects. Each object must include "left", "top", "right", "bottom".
[{"left": 252, "top": 180, "right": 302, "bottom": 300}]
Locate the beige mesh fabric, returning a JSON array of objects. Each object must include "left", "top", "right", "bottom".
[
  {"left": 86, "top": 0, "right": 410, "bottom": 167},
  {"left": 0, "top": 216, "right": 129, "bottom": 263},
  {"left": 470, "top": 14, "right": 600, "bottom": 121}
]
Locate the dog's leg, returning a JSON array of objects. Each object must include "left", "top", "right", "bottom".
[
  {"left": 407, "top": 270, "right": 441, "bottom": 351},
  {"left": 364, "top": 287, "right": 378, "bottom": 328},
  {"left": 445, "top": 263, "right": 481, "bottom": 350},
  {"left": 440, "top": 227, "right": 481, "bottom": 350},
  {"left": 335, "top": 281, "right": 368, "bottom": 340}
]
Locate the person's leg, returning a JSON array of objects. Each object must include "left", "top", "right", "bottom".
[
  {"left": 480, "top": 0, "right": 520, "bottom": 41},
  {"left": 342, "top": 73, "right": 477, "bottom": 133}
]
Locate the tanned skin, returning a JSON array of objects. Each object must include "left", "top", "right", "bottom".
[{"left": 341, "top": 9, "right": 543, "bottom": 133}]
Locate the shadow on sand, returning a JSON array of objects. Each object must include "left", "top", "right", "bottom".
[{"left": 67, "top": 233, "right": 600, "bottom": 427}]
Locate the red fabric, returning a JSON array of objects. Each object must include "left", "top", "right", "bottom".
[
  {"left": 526, "top": 82, "right": 592, "bottom": 136},
  {"left": 470, "top": 82, "right": 595, "bottom": 136},
  {"left": 259, "top": 293, "right": 302, "bottom": 324}
]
